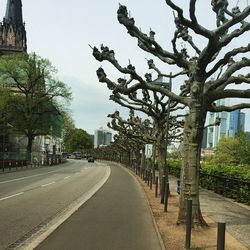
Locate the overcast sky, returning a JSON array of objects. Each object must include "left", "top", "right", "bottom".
[{"left": 1, "top": 0, "right": 249, "bottom": 134}]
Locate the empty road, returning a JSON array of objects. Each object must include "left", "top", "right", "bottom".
[{"left": 0, "top": 159, "right": 110, "bottom": 249}]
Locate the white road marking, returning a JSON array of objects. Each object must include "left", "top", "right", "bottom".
[
  {"left": 41, "top": 182, "right": 56, "bottom": 187},
  {"left": 64, "top": 176, "right": 71, "bottom": 180},
  {"left": 0, "top": 192, "right": 24, "bottom": 201},
  {"left": 0, "top": 170, "right": 59, "bottom": 184}
]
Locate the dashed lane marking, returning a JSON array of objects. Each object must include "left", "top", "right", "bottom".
[
  {"left": 41, "top": 182, "right": 56, "bottom": 187},
  {"left": 0, "top": 192, "right": 24, "bottom": 201}
]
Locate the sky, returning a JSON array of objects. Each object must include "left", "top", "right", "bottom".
[{"left": 1, "top": 0, "right": 250, "bottom": 134}]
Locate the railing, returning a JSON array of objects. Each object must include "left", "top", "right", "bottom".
[
  {"left": 0, "top": 151, "right": 65, "bottom": 172},
  {"left": 200, "top": 172, "right": 250, "bottom": 204},
  {"left": 168, "top": 164, "right": 250, "bottom": 204}
]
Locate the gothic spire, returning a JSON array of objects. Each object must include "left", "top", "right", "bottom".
[
  {"left": 5, "top": 0, "right": 23, "bottom": 25},
  {"left": 0, "top": 0, "right": 27, "bottom": 55}
]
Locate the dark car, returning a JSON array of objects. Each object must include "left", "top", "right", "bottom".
[{"left": 87, "top": 156, "right": 95, "bottom": 162}]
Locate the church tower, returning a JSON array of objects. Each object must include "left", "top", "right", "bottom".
[{"left": 0, "top": 0, "right": 27, "bottom": 55}]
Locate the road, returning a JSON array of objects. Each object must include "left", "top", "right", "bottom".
[
  {"left": 35, "top": 162, "right": 163, "bottom": 250},
  {"left": 0, "top": 159, "right": 110, "bottom": 249}
]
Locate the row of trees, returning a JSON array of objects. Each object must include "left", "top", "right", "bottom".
[
  {"left": 92, "top": 1, "right": 250, "bottom": 226},
  {"left": 63, "top": 113, "right": 93, "bottom": 151}
]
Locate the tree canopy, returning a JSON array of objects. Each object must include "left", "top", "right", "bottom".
[
  {"left": 210, "top": 131, "right": 250, "bottom": 165},
  {"left": 0, "top": 53, "right": 72, "bottom": 159},
  {"left": 64, "top": 128, "right": 93, "bottom": 152}
]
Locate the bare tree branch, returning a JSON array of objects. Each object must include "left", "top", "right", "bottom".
[
  {"left": 208, "top": 102, "right": 250, "bottom": 112},
  {"left": 165, "top": 0, "right": 212, "bottom": 38},
  {"left": 207, "top": 43, "right": 250, "bottom": 78},
  {"left": 208, "top": 57, "right": 250, "bottom": 91}
]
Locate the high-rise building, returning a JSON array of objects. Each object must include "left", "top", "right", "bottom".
[
  {"left": 204, "top": 99, "right": 245, "bottom": 148},
  {"left": 206, "top": 99, "right": 229, "bottom": 148},
  {"left": 94, "top": 127, "right": 112, "bottom": 148},
  {"left": 228, "top": 110, "right": 245, "bottom": 137}
]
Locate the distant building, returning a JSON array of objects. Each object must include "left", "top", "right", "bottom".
[
  {"left": 204, "top": 100, "right": 245, "bottom": 148},
  {"left": 206, "top": 100, "right": 229, "bottom": 148},
  {"left": 94, "top": 127, "right": 112, "bottom": 148},
  {"left": 228, "top": 110, "right": 245, "bottom": 137}
]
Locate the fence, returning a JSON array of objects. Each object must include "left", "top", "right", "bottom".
[
  {"left": 0, "top": 151, "right": 64, "bottom": 172},
  {"left": 200, "top": 172, "right": 250, "bottom": 204},
  {"left": 168, "top": 164, "right": 250, "bottom": 205}
]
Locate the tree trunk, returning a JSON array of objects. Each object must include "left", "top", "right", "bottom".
[
  {"left": 156, "top": 129, "right": 167, "bottom": 193},
  {"left": 152, "top": 142, "right": 157, "bottom": 183},
  {"left": 140, "top": 146, "right": 146, "bottom": 171},
  {"left": 26, "top": 134, "right": 34, "bottom": 163},
  {"left": 177, "top": 106, "right": 207, "bottom": 226}
]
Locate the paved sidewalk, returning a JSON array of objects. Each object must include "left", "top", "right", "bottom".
[
  {"left": 35, "top": 163, "right": 164, "bottom": 250},
  {"left": 169, "top": 176, "right": 250, "bottom": 249},
  {"left": 200, "top": 188, "right": 250, "bottom": 248}
]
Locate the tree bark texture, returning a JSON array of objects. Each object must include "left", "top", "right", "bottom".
[{"left": 177, "top": 105, "right": 207, "bottom": 226}]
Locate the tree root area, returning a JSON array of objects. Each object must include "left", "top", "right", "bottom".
[{"left": 134, "top": 172, "right": 247, "bottom": 250}]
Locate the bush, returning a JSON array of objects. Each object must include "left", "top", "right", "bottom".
[{"left": 167, "top": 160, "right": 250, "bottom": 205}]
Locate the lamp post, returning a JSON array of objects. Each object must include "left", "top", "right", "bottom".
[{"left": 152, "top": 73, "right": 172, "bottom": 205}]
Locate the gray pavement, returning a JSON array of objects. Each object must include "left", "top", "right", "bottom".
[
  {"left": 35, "top": 163, "right": 164, "bottom": 250},
  {"left": 169, "top": 176, "right": 250, "bottom": 249},
  {"left": 200, "top": 188, "right": 250, "bottom": 248}
]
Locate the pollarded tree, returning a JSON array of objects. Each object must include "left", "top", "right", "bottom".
[
  {"left": 108, "top": 110, "right": 154, "bottom": 171},
  {"left": 108, "top": 108, "right": 183, "bottom": 184},
  {"left": 106, "top": 79, "right": 184, "bottom": 187},
  {"left": 93, "top": 1, "right": 250, "bottom": 225}
]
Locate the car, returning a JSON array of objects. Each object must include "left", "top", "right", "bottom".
[
  {"left": 88, "top": 156, "right": 95, "bottom": 162},
  {"left": 73, "top": 152, "right": 82, "bottom": 159}
]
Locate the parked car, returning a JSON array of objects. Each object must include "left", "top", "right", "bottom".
[{"left": 88, "top": 156, "right": 95, "bottom": 162}]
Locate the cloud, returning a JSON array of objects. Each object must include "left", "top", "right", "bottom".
[{"left": 60, "top": 75, "right": 124, "bottom": 134}]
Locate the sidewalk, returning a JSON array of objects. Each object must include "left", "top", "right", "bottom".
[
  {"left": 199, "top": 186, "right": 250, "bottom": 248},
  {"left": 35, "top": 163, "right": 164, "bottom": 250},
  {"left": 168, "top": 176, "right": 250, "bottom": 248}
]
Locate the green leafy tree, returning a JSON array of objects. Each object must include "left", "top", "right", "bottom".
[
  {"left": 0, "top": 53, "right": 72, "bottom": 161},
  {"left": 61, "top": 112, "right": 75, "bottom": 151},
  {"left": 64, "top": 128, "right": 93, "bottom": 152},
  {"left": 212, "top": 136, "right": 239, "bottom": 164},
  {"left": 0, "top": 87, "right": 11, "bottom": 124},
  {"left": 211, "top": 131, "right": 250, "bottom": 165}
]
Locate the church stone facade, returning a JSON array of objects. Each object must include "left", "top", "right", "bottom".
[{"left": 0, "top": 0, "right": 27, "bottom": 55}]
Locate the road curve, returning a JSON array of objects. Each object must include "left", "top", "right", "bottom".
[{"left": 35, "top": 162, "right": 164, "bottom": 250}]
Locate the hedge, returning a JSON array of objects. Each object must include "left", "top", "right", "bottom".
[{"left": 167, "top": 160, "right": 250, "bottom": 205}]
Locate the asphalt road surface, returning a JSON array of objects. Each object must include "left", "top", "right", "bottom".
[
  {"left": 0, "top": 159, "right": 109, "bottom": 249},
  {"left": 35, "top": 162, "right": 163, "bottom": 250}
]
